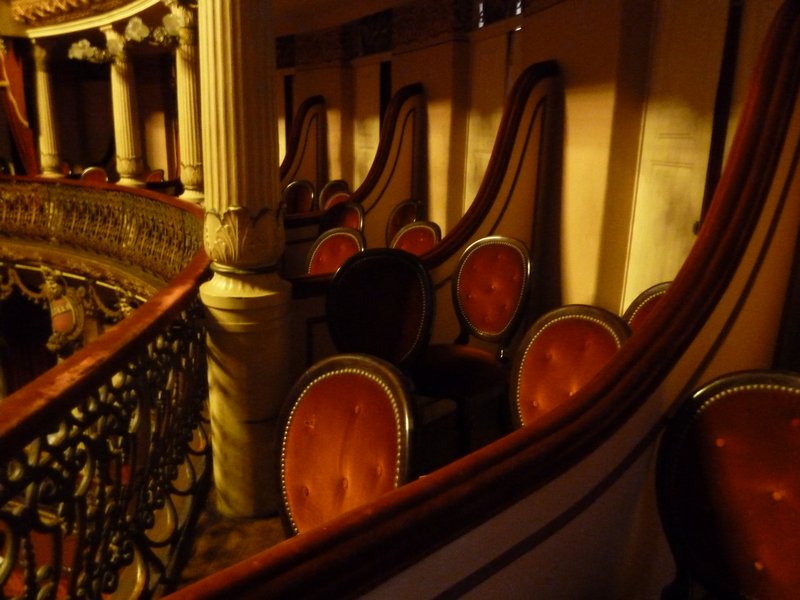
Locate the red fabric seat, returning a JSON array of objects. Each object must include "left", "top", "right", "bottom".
[
  {"left": 389, "top": 220, "right": 441, "bottom": 256},
  {"left": 305, "top": 227, "right": 365, "bottom": 275},
  {"left": 410, "top": 236, "right": 531, "bottom": 453},
  {"left": 656, "top": 369, "right": 800, "bottom": 600},
  {"left": 277, "top": 354, "right": 414, "bottom": 535},
  {"left": 622, "top": 281, "right": 670, "bottom": 332},
  {"left": 509, "top": 304, "right": 629, "bottom": 426}
]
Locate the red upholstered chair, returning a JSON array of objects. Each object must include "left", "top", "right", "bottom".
[
  {"left": 385, "top": 199, "right": 420, "bottom": 246},
  {"left": 656, "top": 370, "right": 800, "bottom": 600},
  {"left": 510, "top": 304, "right": 629, "bottom": 427},
  {"left": 410, "top": 236, "right": 531, "bottom": 453},
  {"left": 389, "top": 220, "right": 441, "bottom": 256},
  {"left": 80, "top": 166, "right": 108, "bottom": 183},
  {"left": 282, "top": 179, "right": 316, "bottom": 213},
  {"left": 318, "top": 201, "right": 364, "bottom": 234},
  {"left": 305, "top": 227, "right": 365, "bottom": 276},
  {"left": 318, "top": 179, "right": 350, "bottom": 209},
  {"left": 277, "top": 353, "right": 414, "bottom": 535},
  {"left": 623, "top": 281, "right": 670, "bottom": 332}
]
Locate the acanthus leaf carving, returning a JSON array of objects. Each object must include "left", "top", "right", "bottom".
[{"left": 203, "top": 205, "right": 285, "bottom": 270}]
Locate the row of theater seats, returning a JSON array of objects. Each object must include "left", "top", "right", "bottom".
[
  {"left": 304, "top": 198, "right": 442, "bottom": 275},
  {"left": 277, "top": 236, "right": 671, "bottom": 535}
]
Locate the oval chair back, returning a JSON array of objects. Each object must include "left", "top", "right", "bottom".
[
  {"left": 327, "top": 248, "right": 435, "bottom": 369},
  {"left": 452, "top": 236, "right": 531, "bottom": 351},
  {"left": 390, "top": 221, "right": 442, "bottom": 256},
  {"left": 385, "top": 199, "right": 420, "bottom": 246},
  {"left": 305, "top": 227, "right": 365, "bottom": 276},
  {"left": 318, "top": 179, "right": 350, "bottom": 209},
  {"left": 277, "top": 354, "right": 414, "bottom": 535},
  {"left": 319, "top": 201, "right": 364, "bottom": 234},
  {"left": 80, "top": 166, "right": 109, "bottom": 183},
  {"left": 622, "top": 281, "right": 671, "bottom": 332},
  {"left": 510, "top": 304, "right": 629, "bottom": 427},
  {"left": 283, "top": 179, "right": 316, "bottom": 213},
  {"left": 656, "top": 369, "right": 800, "bottom": 600}
]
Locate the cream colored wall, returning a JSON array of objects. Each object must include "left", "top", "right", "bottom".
[
  {"left": 392, "top": 37, "right": 470, "bottom": 231},
  {"left": 518, "top": 0, "right": 648, "bottom": 308},
  {"left": 351, "top": 56, "right": 382, "bottom": 188},
  {"left": 621, "top": 0, "right": 729, "bottom": 312}
]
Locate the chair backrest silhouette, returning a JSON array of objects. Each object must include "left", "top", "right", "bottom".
[
  {"left": 80, "top": 166, "right": 108, "bottom": 183},
  {"left": 326, "top": 248, "right": 435, "bottom": 369},
  {"left": 318, "top": 179, "right": 350, "bottom": 209},
  {"left": 305, "top": 227, "right": 365, "bottom": 276},
  {"left": 389, "top": 220, "right": 441, "bottom": 256},
  {"left": 510, "top": 304, "right": 629, "bottom": 427},
  {"left": 385, "top": 199, "right": 419, "bottom": 246},
  {"left": 282, "top": 179, "right": 316, "bottom": 213},
  {"left": 277, "top": 353, "right": 414, "bottom": 535},
  {"left": 622, "top": 281, "right": 670, "bottom": 332},
  {"left": 451, "top": 236, "right": 531, "bottom": 354},
  {"left": 655, "top": 369, "right": 800, "bottom": 600},
  {"left": 318, "top": 201, "right": 364, "bottom": 234}
]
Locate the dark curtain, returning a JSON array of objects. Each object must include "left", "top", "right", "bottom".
[{"left": 0, "top": 39, "right": 38, "bottom": 175}]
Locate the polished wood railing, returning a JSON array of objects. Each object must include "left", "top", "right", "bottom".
[{"left": 0, "top": 177, "right": 210, "bottom": 599}]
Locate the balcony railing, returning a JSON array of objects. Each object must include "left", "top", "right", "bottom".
[{"left": 0, "top": 177, "right": 210, "bottom": 599}]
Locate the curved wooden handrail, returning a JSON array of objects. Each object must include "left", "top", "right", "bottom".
[
  {"left": 279, "top": 95, "right": 329, "bottom": 192},
  {"left": 169, "top": 0, "right": 800, "bottom": 597}
]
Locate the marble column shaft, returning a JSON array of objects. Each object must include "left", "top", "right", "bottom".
[
  {"left": 197, "top": 0, "right": 290, "bottom": 518},
  {"left": 102, "top": 26, "right": 144, "bottom": 186},
  {"left": 32, "top": 41, "right": 61, "bottom": 177}
]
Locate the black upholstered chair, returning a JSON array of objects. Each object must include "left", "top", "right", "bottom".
[
  {"left": 656, "top": 369, "right": 800, "bottom": 600},
  {"left": 277, "top": 353, "right": 414, "bottom": 535},
  {"left": 510, "top": 304, "right": 629, "bottom": 427},
  {"left": 326, "top": 249, "right": 458, "bottom": 471},
  {"left": 410, "top": 236, "right": 531, "bottom": 452},
  {"left": 622, "top": 281, "right": 670, "bottom": 332},
  {"left": 282, "top": 179, "right": 316, "bottom": 213},
  {"left": 326, "top": 248, "right": 434, "bottom": 369},
  {"left": 305, "top": 227, "right": 365, "bottom": 276},
  {"left": 389, "top": 220, "right": 441, "bottom": 256}
]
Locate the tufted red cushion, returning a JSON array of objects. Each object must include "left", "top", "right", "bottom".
[
  {"left": 512, "top": 307, "right": 627, "bottom": 426},
  {"left": 663, "top": 381, "right": 800, "bottom": 598},
  {"left": 306, "top": 229, "right": 363, "bottom": 275},
  {"left": 281, "top": 367, "right": 406, "bottom": 534},
  {"left": 456, "top": 241, "right": 528, "bottom": 339},
  {"left": 391, "top": 222, "right": 440, "bottom": 256}
]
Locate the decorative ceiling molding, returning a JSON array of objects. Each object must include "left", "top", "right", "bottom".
[{"left": 14, "top": 0, "right": 162, "bottom": 38}]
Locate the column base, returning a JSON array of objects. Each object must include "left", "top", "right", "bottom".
[{"left": 200, "top": 270, "right": 293, "bottom": 517}]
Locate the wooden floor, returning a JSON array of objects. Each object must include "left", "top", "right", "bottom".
[{"left": 174, "top": 488, "right": 287, "bottom": 589}]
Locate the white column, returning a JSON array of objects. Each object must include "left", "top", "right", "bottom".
[
  {"left": 197, "top": 0, "right": 290, "bottom": 517},
  {"left": 167, "top": 0, "right": 204, "bottom": 203},
  {"left": 32, "top": 41, "right": 61, "bottom": 178},
  {"left": 102, "top": 26, "right": 144, "bottom": 187}
]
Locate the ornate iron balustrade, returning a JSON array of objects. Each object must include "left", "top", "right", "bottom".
[{"left": 0, "top": 178, "right": 211, "bottom": 598}]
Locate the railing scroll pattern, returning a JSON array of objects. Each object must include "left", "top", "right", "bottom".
[{"left": 0, "top": 178, "right": 211, "bottom": 599}]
